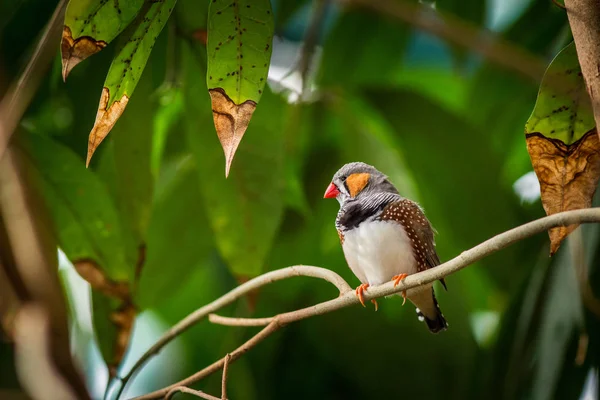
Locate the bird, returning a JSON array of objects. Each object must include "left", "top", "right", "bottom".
[{"left": 323, "top": 162, "right": 448, "bottom": 333}]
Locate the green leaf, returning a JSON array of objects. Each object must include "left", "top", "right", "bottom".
[
  {"left": 137, "top": 156, "right": 212, "bottom": 308},
  {"left": 61, "top": 0, "right": 144, "bottom": 79},
  {"left": 319, "top": 9, "right": 409, "bottom": 88},
  {"left": 525, "top": 42, "right": 593, "bottom": 145},
  {"left": 152, "top": 85, "right": 184, "bottom": 178},
  {"left": 206, "top": 0, "right": 274, "bottom": 176},
  {"left": 19, "top": 131, "right": 131, "bottom": 281},
  {"left": 86, "top": 0, "right": 177, "bottom": 167},
  {"left": 183, "top": 44, "right": 285, "bottom": 277},
  {"left": 206, "top": 0, "right": 273, "bottom": 104}
]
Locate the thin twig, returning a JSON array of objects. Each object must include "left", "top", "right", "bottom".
[
  {"left": 209, "top": 314, "right": 274, "bottom": 327},
  {"left": 134, "top": 321, "right": 282, "bottom": 400},
  {"left": 112, "top": 266, "right": 348, "bottom": 399},
  {"left": 221, "top": 354, "right": 231, "bottom": 400},
  {"left": 165, "top": 386, "right": 220, "bottom": 400},
  {"left": 128, "top": 208, "right": 600, "bottom": 400},
  {"left": 343, "top": 0, "right": 546, "bottom": 82}
]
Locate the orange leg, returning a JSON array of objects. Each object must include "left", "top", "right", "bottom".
[
  {"left": 355, "top": 283, "right": 370, "bottom": 307},
  {"left": 392, "top": 274, "right": 408, "bottom": 306}
]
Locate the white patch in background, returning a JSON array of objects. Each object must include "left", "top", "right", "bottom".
[
  {"left": 580, "top": 368, "right": 599, "bottom": 400},
  {"left": 513, "top": 171, "right": 541, "bottom": 204},
  {"left": 469, "top": 311, "right": 500, "bottom": 347},
  {"left": 267, "top": 36, "right": 321, "bottom": 104},
  {"left": 487, "top": 0, "right": 532, "bottom": 32},
  {"left": 58, "top": 249, "right": 185, "bottom": 399}
]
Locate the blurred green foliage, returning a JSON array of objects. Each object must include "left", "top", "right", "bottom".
[{"left": 1, "top": 0, "right": 599, "bottom": 399}]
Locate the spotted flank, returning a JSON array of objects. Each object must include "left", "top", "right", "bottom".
[{"left": 416, "top": 289, "right": 448, "bottom": 334}]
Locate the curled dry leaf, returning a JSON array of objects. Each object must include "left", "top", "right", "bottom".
[
  {"left": 87, "top": 87, "right": 129, "bottom": 167},
  {"left": 61, "top": 26, "right": 107, "bottom": 81},
  {"left": 526, "top": 130, "right": 600, "bottom": 254},
  {"left": 525, "top": 42, "right": 600, "bottom": 254},
  {"left": 209, "top": 88, "right": 256, "bottom": 177}
]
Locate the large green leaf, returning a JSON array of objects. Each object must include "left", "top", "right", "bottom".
[
  {"left": 137, "top": 156, "right": 213, "bottom": 308},
  {"left": 18, "top": 131, "right": 131, "bottom": 281},
  {"left": 61, "top": 0, "right": 144, "bottom": 79},
  {"left": 183, "top": 43, "right": 285, "bottom": 277},
  {"left": 206, "top": 0, "right": 275, "bottom": 176},
  {"left": 86, "top": 0, "right": 177, "bottom": 166}
]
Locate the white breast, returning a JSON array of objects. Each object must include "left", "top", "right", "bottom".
[{"left": 342, "top": 221, "right": 417, "bottom": 286}]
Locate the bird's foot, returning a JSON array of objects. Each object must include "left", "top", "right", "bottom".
[
  {"left": 371, "top": 299, "right": 378, "bottom": 311},
  {"left": 392, "top": 274, "right": 408, "bottom": 306},
  {"left": 392, "top": 273, "right": 408, "bottom": 287},
  {"left": 355, "top": 283, "right": 370, "bottom": 308}
]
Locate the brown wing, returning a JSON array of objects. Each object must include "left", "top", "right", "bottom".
[{"left": 379, "top": 198, "right": 447, "bottom": 290}]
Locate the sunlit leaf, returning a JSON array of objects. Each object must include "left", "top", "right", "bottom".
[
  {"left": 86, "top": 0, "right": 177, "bottom": 166},
  {"left": 206, "top": 0, "right": 274, "bottom": 176},
  {"left": 61, "top": 0, "right": 144, "bottom": 80},
  {"left": 525, "top": 42, "right": 600, "bottom": 255},
  {"left": 19, "top": 131, "right": 131, "bottom": 281}
]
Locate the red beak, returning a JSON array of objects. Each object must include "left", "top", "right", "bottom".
[{"left": 323, "top": 183, "right": 340, "bottom": 199}]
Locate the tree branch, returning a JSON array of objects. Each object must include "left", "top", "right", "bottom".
[
  {"left": 342, "top": 0, "right": 547, "bottom": 82},
  {"left": 565, "top": 0, "right": 600, "bottom": 140},
  {"left": 112, "top": 266, "right": 349, "bottom": 399},
  {"left": 165, "top": 386, "right": 220, "bottom": 400},
  {"left": 128, "top": 208, "right": 600, "bottom": 400},
  {"left": 221, "top": 353, "right": 231, "bottom": 400}
]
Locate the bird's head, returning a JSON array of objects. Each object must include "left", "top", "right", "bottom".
[{"left": 323, "top": 162, "right": 398, "bottom": 204}]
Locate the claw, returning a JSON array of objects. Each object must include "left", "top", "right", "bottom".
[
  {"left": 401, "top": 291, "right": 407, "bottom": 306},
  {"left": 371, "top": 299, "right": 379, "bottom": 311},
  {"left": 392, "top": 273, "right": 408, "bottom": 287},
  {"left": 355, "top": 283, "right": 370, "bottom": 307}
]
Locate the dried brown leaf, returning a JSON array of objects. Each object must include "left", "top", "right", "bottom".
[
  {"left": 61, "top": 26, "right": 107, "bottom": 82},
  {"left": 74, "top": 259, "right": 135, "bottom": 377},
  {"left": 86, "top": 87, "right": 129, "bottom": 167},
  {"left": 209, "top": 88, "right": 256, "bottom": 177},
  {"left": 526, "top": 129, "right": 600, "bottom": 254}
]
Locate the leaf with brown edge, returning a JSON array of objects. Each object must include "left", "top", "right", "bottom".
[
  {"left": 86, "top": 0, "right": 177, "bottom": 166},
  {"left": 525, "top": 42, "right": 600, "bottom": 254},
  {"left": 61, "top": 0, "right": 144, "bottom": 80},
  {"left": 87, "top": 87, "right": 129, "bottom": 167},
  {"left": 61, "top": 26, "right": 106, "bottom": 81},
  {"left": 209, "top": 88, "right": 257, "bottom": 177},
  {"left": 526, "top": 130, "right": 600, "bottom": 255},
  {"left": 206, "top": 0, "right": 274, "bottom": 176}
]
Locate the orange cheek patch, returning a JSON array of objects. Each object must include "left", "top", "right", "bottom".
[{"left": 346, "top": 173, "right": 370, "bottom": 198}]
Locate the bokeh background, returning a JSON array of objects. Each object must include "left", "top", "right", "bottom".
[{"left": 1, "top": 0, "right": 599, "bottom": 399}]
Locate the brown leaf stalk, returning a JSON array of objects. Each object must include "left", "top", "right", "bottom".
[{"left": 123, "top": 208, "right": 600, "bottom": 400}]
